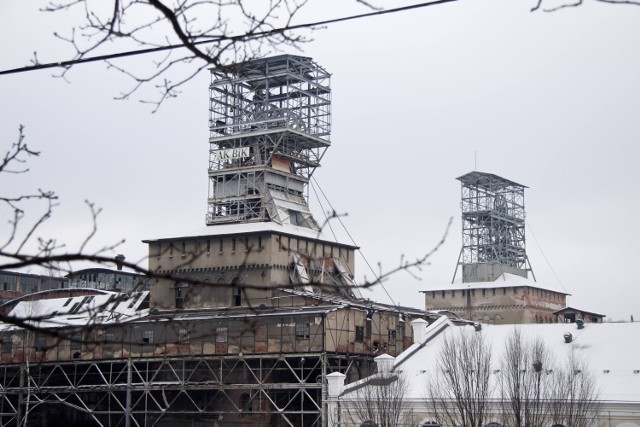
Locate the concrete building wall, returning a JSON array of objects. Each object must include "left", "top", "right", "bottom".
[
  {"left": 425, "top": 285, "right": 566, "bottom": 325},
  {"left": 148, "top": 232, "right": 356, "bottom": 310}
]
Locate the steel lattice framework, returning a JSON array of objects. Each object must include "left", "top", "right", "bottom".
[
  {"left": 458, "top": 172, "right": 527, "bottom": 269},
  {"left": 207, "top": 55, "right": 331, "bottom": 227},
  {"left": 0, "top": 353, "right": 363, "bottom": 427}
]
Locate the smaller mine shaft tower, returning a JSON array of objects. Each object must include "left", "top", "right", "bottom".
[
  {"left": 207, "top": 55, "right": 331, "bottom": 228},
  {"left": 454, "top": 171, "right": 533, "bottom": 283}
]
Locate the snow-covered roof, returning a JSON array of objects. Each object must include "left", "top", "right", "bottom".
[
  {"left": 421, "top": 272, "right": 569, "bottom": 295},
  {"left": 357, "top": 319, "right": 640, "bottom": 403},
  {"left": 143, "top": 221, "right": 357, "bottom": 248},
  {"left": 0, "top": 291, "right": 150, "bottom": 331}
]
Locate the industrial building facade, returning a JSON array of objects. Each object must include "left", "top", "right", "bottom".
[{"left": 0, "top": 55, "right": 435, "bottom": 427}]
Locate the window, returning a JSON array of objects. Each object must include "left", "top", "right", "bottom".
[
  {"left": 216, "top": 327, "right": 228, "bottom": 343},
  {"left": 452, "top": 290, "right": 455, "bottom": 298},
  {"left": 441, "top": 290, "right": 445, "bottom": 298},
  {"left": 70, "top": 335, "right": 82, "bottom": 351},
  {"left": 169, "top": 243, "right": 174, "bottom": 257},
  {"left": 388, "top": 329, "right": 396, "bottom": 345},
  {"left": 104, "top": 332, "right": 115, "bottom": 349},
  {"left": 206, "top": 239, "right": 211, "bottom": 254},
  {"left": 296, "top": 322, "right": 310, "bottom": 339},
  {"left": 240, "top": 393, "right": 252, "bottom": 412},
  {"left": 142, "top": 330, "right": 154, "bottom": 344},
  {"left": 503, "top": 288, "right": 507, "bottom": 295},
  {"left": 432, "top": 291, "right": 436, "bottom": 299},
  {"left": 35, "top": 335, "right": 47, "bottom": 351},
  {"left": 492, "top": 288, "right": 496, "bottom": 296},
  {"left": 219, "top": 239, "right": 223, "bottom": 254},
  {"left": 2, "top": 339, "right": 12, "bottom": 354},
  {"left": 178, "top": 329, "right": 189, "bottom": 342},
  {"left": 232, "top": 238, "right": 237, "bottom": 253},
  {"left": 355, "top": 326, "right": 364, "bottom": 342},
  {"left": 482, "top": 289, "right": 486, "bottom": 296},
  {"left": 232, "top": 287, "right": 242, "bottom": 306},
  {"left": 175, "top": 285, "right": 184, "bottom": 309}
]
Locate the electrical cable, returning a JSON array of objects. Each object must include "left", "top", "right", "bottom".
[
  {"left": 526, "top": 220, "right": 570, "bottom": 294},
  {"left": 311, "top": 176, "right": 399, "bottom": 308},
  {"left": 0, "top": 0, "right": 458, "bottom": 76},
  {"left": 309, "top": 180, "right": 339, "bottom": 242}
]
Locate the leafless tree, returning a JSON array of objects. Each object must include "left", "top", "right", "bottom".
[
  {"left": 346, "top": 370, "right": 414, "bottom": 427},
  {"left": 531, "top": 0, "right": 640, "bottom": 12},
  {"left": 499, "top": 328, "right": 555, "bottom": 427},
  {"left": 427, "top": 327, "right": 493, "bottom": 427},
  {"left": 547, "top": 353, "right": 600, "bottom": 427},
  {"left": 498, "top": 328, "right": 600, "bottom": 427}
]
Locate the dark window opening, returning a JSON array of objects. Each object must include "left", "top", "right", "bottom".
[
  {"left": 355, "top": 326, "right": 364, "bottom": 342},
  {"left": 388, "top": 329, "right": 396, "bottom": 346},
  {"left": 232, "top": 287, "right": 242, "bottom": 306},
  {"left": 240, "top": 393, "right": 252, "bottom": 412}
]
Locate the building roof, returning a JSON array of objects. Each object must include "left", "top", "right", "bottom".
[
  {"left": 457, "top": 171, "right": 528, "bottom": 190},
  {"left": 143, "top": 221, "right": 358, "bottom": 249},
  {"left": 0, "top": 291, "right": 150, "bottom": 331},
  {"left": 553, "top": 306, "right": 606, "bottom": 318},
  {"left": 420, "top": 272, "right": 570, "bottom": 295},
  {"left": 347, "top": 318, "right": 640, "bottom": 403},
  {"left": 279, "top": 288, "right": 441, "bottom": 320}
]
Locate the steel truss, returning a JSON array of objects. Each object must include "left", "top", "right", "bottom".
[
  {"left": 0, "top": 353, "right": 366, "bottom": 427},
  {"left": 206, "top": 55, "right": 331, "bottom": 227},
  {"left": 457, "top": 172, "right": 527, "bottom": 268}
]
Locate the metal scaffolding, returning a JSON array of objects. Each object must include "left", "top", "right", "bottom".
[
  {"left": 0, "top": 353, "right": 368, "bottom": 427},
  {"left": 456, "top": 172, "right": 529, "bottom": 277},
  {"left": 207, "top": 55, "right": 331, "bottom": 227}
]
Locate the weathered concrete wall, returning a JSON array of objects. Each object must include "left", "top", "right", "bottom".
[{"left": 425, "top": 285, "right": 566, "bottom": 325}]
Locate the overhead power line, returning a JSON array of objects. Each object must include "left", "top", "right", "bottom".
[{"left": 0, "top": 0, "right": 457, "bottom": 76}]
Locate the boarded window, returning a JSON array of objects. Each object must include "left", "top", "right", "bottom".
[
  {"left": 142, "top": 330, "right": 154, "bottom": 344},
  {"left": 295, "top": 322, "right": 310, "bottom": 339},
  {"left": 216, "top": 327, "right": 228, "bottom": 343},
  {"left": 70, "top": 335, "right": 82, "bottom": 351},
  {"left": 104, "top": 332, "right": 115, "bottom": 349}
]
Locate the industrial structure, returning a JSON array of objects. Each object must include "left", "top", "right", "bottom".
[
  {"left": 0, "top": 55, "right": 436, "bottom": 427},
  {"left": 422, "top": 172, "right": 570, "bottom": 324}
]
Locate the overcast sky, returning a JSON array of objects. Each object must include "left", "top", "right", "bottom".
[{"left": 1, "top": 0, "right": 639, "bottom": 321}]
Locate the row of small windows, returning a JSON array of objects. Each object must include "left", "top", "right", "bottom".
[
  {"left": 430, "top": 287, "right": 563, "bottom": 300},
  {"left": 1, "top": 321, "right": 403, "bottom": 355},
  {"left": 161, "top": 236, "right": 263, "bottom": 258},
  {"left": 158, "top": 236, "right": 350, "bottom": 262}
]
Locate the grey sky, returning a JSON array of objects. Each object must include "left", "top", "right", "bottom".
[{"left": 1, "top": 0, "right": 639, "bottom": 320}]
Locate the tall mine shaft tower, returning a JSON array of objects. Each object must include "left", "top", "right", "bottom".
[{"left": 207, "top": 55, "right": 331, "bottom": 229}]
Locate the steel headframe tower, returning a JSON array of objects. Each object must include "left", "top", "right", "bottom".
[
  {"left": 207, "top": 55, "right": 331, "bottom": 229},
  {"left": 454, "top": 171, "right": 534, "bottom": 283}
]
